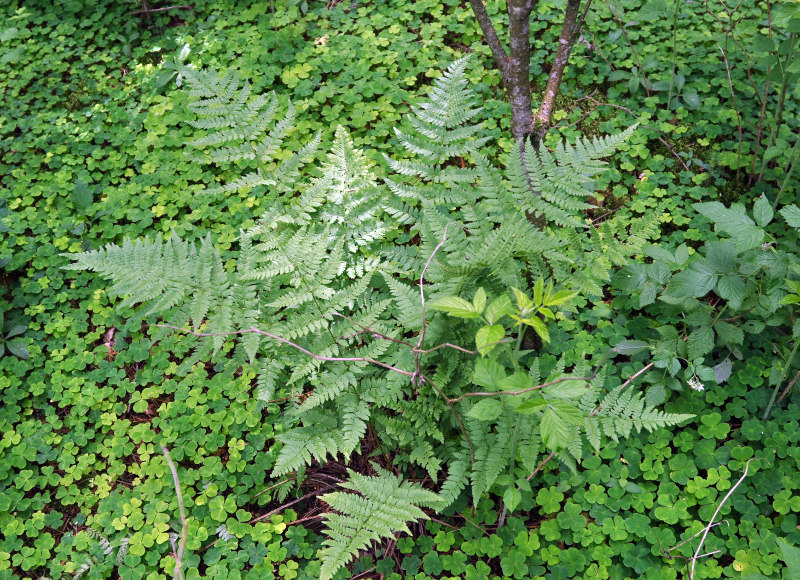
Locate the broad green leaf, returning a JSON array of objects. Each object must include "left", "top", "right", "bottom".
[
  {"left": 5, "top": 324, "right": 26, "bottom": 339},
  {"left": 545, "top": 376, "right": 590, "bottom": 399},
  {"left": 544, "top": 289, "right": 578, "bottom": 307},
  {"left": 473, "top": 358, "right": 506, "bottom": 389},
  {"left": 777, "top": 538, "right": 800, "bottom": 576},
  {"left": 716, "top": 275, "right": 745, "bottom": 308},
  {"left": 466, "top": 399, "right": 504, "bottom": 421},
  {"left": 752, "top": 195, "right": 773, "bottom": 227},
  {"left": 430, "top": 296, "right": 479, "bottom": 319},
  {"left": 780, "top": 204, "right": 800, "bottom": 228},
  {"left": 484, "top": 294, "right": 513, "bottom": 324},
  {"left": 612, "top": 340, "right": 651, "bottom": 355},
  {"left": 668, "top": 260, "right": 718, "bottom": 298},
  {"left": 533, "top": 278, "right": 544, "bottom": 306},
  {"left": 512, "top": 288, "right": 533, "bottom": 311},
  {"left": 693, "top": 202, "right": 764, "bottom": 252},
  {"left": 713, "top": 358, "right": 732, "bottom": 384},
  {"left": 687, "top": 325, "right": 714, "bottom": 360},
  {"left": 498, "top": 372, "right": 534, "bottom": 391},
  {"left": 638, "top": 0, "right": 667, "bottom": 20},
  {"left": 541, "top": 408, "right": 569, "bottom": 451},
  {"left": 472, "top": 287, "right": 487, "bottom": 315},
  {"left": 516, "top": 398, "right": 547, "bottom": 414},
  {"left": 72, "top": 178, "right": 94, "bottom": 211},
  {"left": 521, "top": 316, "right": 549, "bottom": 342},
  {"left": 503, "top": 486, "right": 522, "bottom": 513},
  {"left": 475, "top": 324, "right": 505, "bottom": 356},
  {"left": 6, "top": 339, "right": 28, "bottom": 360}
]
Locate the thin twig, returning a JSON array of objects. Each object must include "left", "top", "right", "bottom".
[
  {"left": 415, "top": 224, "right": 450, "bottom": 383},
  {"left": 526, "top": 452, "right": 555, "bottom": 481},
  {"left": 777, "top": 369, "right": 800, "bottom": 404},
  {"left": 132, "top": 4, "right": 192, "bottom": 15},
  {"left": 689, "top": 459, "right": 759, "bottom": 579},
  {"left": 153, "top": 324, "right": 415, "bottom": 377},
  {"left": 161, "top": 446, "right": 187, "bottom": 580},
  {"left": 449, "top": 375, "right": 593, "bottom": 404}
]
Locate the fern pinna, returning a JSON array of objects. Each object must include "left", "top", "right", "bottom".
[{"left": 65, "top": 57, "right": 692, "bottom": 578}]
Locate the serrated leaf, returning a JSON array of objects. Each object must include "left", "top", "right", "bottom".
[
  {"left": 713, "top": 358, "right": 733, "bottom": 384},
  {"left": 612, "top": 340, "right": 651, "bottom": 355},
  {"left": 516, "top": 398, "right": 548, "bottom": 414},
  {"left": 466, "top": 399, "right": 504, "bottom": 421},
  {"left": 544, "top": 376, "right": 590, "bottom": 399},
  {"left": 484, "top": 294, "right": 513, "bottom": 325},
  {"left": 475, "top": 324, "right": 505, "bottom": 357},
  {"left": 780, "top": 205, "right": 800, "bottom": 228},
  {"left": 687, "top": 325, "right": 715, "bottom": 360},
  {"left": 503, "top": 486, "right": 522, "bottom": 513},
  {"left": 498, "top": 372, "right": 534, "bottom": 391},
  {"left": 544, "top": 289, "right": 578, "bottom": 307},
  {"left": 72, "top": 179, "right": 94, "bottom": 211},
  {"left": 693, "top": 202, "right": 764, "bottom": 252},
  {"left": 716, "top": 275, "right": 746, "bottom": 308},
  {"left": 522, "top": 316, "right": 549, "bottom": 342},
  {"left": 752, "top": 195, "right": 773, "bottom": 227},
  {"left": 430, "top": 296, "right": 479, "bottom": 319},
  {"left": 472, "top": 287, "right": 487, "bottom": 314},
  {"left": 473, "top": 358, "right": 506, "bottom": 389}
]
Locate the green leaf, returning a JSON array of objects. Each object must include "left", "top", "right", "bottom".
[
  {"left": 716, "top": 275, "right": 745, "bottom": 308},
  {"left": 503, "top": 486, "right": 522, "bottom": 513},
  {"left": 209, "top": 496, "right": 227, "bottom": 522},
  {"left": 777, "top": 538, "right": 800, "bottom": 576},
  {"left": 484, "top": 294, "right": 513, "bottom": 325},
  {"left": 473, "top": 358, "right": 506, "bottom": 389},
  {"left": 544, "top": 376, "right": 590, "bottom": 399},
  {"left": 512, "top": 288, "right": 533, "bottom": 311},
  {"left": 533, "top": 278, "right": 544, "bottom": 306},
  {"left": 541, "top": 401, "right": 582, "bottom": 451},
  {"left": 475, "top": 324, "right": 505, "bottom": 356},
  {"left": 4, "top": 324, "right": 26, "bottom": 339},
  {"left": 71, "top": 178, "right": 94, "bottom": 211},
  {"left": 612, "top": 340, "right": 651, "bottom": 355},
  {"left": 472, "top": 287, "right": 487, "bottom": 314},
  {"left": 466, "top": 399, "right": 504, "bottom": 421},
  {"left": 713, "top": 358, "right": 732, "bottom": 384},
  {"left": 430, "top": 296, "right": 479, "bottom": 319},
  {"left": 638, "top": 0, "right": 667, "bottom": 21},
  {"left": 516, "top": 398, "right": 548, "bottom": 414},
  {"left": 752, "top": 195, "right": 773, "bottom": 227},
  {"left": 498, "top": 372, "right": 534, "bottom": 391},
  {"left": 781, "top": 205, "right": 800, "bottom": 228},
  {"left": 693, "top": 202, "right": 764, "bottom": 252},
  {"left": 520, "top": 316, "right": 549, "bottom": 342},
  {"left": 544, "top": 289, "right": 578, "bottom": 307},
  {"left": 687, "top": 325, "right": 714, "bottom": 360},
  {"left": 5, "top": 339, "right": 28, "bottom": 360}
]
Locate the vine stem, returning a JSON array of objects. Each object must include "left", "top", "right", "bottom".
[{"left": 161, "top": 446, "right": 187, "bottom": 580}]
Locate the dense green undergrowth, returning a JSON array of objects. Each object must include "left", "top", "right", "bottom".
[{"left": 1, "top": 0, "right": 799, "bottom": 579}]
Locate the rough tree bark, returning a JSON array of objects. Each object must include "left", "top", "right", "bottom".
[{"left": 466, "top": 0, "right": 591, "bottom": 144}]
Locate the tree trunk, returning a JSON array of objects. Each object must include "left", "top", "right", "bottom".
[
  {"left": 506, "top": 0, "right": 535, "bottom": 142},
  {"left": 533, "top": 0, "right": 582, "bottom": 139}
]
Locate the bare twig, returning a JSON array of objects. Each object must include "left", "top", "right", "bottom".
[
  {"left": 777, "top": 369, "right": 800, "bottom": 404},
  {"left": 526, "top": 452, "right": 555, "bottom": 481},
  {"left": 153, "top": 324, "right": 415, "bottom": 377},
  {"left": 161, "top": 446, "right": 187, "bottom": 580},
  {"left": 132, "top": 4, "right": 192, "bottom": 15},
  {"left": 689, "top": 459, "right": 760, "bottom": 578},
  {"left": 449, "top": 375, "right": 592, "bottom": 404}
]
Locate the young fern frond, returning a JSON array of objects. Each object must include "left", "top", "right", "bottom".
[{"left": 319, "top": 466, "right": 443, "bottom": 580}]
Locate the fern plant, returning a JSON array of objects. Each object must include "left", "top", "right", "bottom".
[{"left": 65, "top": 57, "right": 694, "bottom": 578}]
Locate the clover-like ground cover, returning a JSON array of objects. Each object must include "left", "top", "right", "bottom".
[{"left": 1, "top": 0, "right": 799, "bottom": 578}]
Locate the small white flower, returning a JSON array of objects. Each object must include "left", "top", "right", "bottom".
[{"left": 687, "top": 376, "right": 705, "bottom": 392}]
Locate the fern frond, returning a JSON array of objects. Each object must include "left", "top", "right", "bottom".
[{"left": 319, "top": 466, "right": 443, "bottom": 580}]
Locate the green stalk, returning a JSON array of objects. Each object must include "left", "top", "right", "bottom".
[
  {"left": 666, "top": 0, "right": 680, "bottom": 109},
  {"left": 763, "top": 340, "right": 800, "bottom": 421}
]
